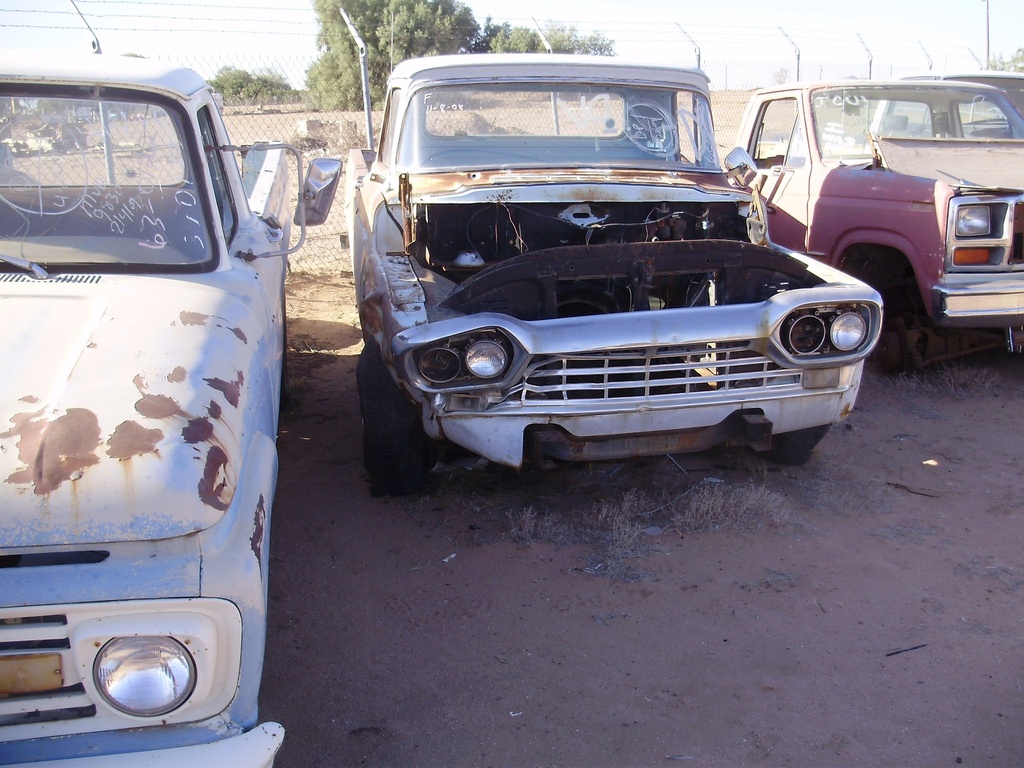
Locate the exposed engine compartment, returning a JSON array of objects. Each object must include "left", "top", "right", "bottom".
[
  {"left": 415, "top": 200, "right": 750, "bottom": 277},
  {"left": 406, "top": 201, "right": 814, "bottom": 321}
]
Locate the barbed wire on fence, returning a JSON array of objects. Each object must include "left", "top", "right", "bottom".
[
  {"left": 3, "top": 5, "right": 1011, "bottom": 274},
  {"left": 200, "top": 45, "right": 992, "bottom": 274}
]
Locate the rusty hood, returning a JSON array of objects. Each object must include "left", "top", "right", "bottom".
[
  {"left": 404, "top": 166, "right": 743, "bottom": 204},
  {"left": 876, "top": 137, "right": 1024, "bottom": 191},
  {"left": 0, "top": 272, "right": 268, "bottom": 547}
]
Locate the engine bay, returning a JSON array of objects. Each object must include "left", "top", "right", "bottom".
[{"left": 404, "top": 201, "right": 816, "bottom": 321}]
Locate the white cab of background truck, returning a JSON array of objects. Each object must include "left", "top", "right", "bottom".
[{"left": 0, "top": 51, "right": 338, "bottom": 766}]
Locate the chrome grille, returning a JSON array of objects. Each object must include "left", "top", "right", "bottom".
[
  {"left": 1013, "top": 201, "right": 1024, "bottom": 264},
  {"left": 513, "top": 341, "right": 800, "bottom": 401},
  {"left": 0, "top": 612, "right": 96, "bottom": 728},
  {"left": 0, "top": 274, "right": 102, "bottom": 284}
]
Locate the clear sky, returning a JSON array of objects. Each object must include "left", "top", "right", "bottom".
[{"left": 1, "top": 0, "right": 1021, "bottom": 88}]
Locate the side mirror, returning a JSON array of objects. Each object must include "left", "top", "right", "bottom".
[
  {"left": 297, "top": 158, "right": 342, "bottom": 227},
  {"left": 724, "top": 147, "right": 758, "bottom": 188}
]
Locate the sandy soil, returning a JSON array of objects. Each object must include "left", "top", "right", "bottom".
[{"left": 259, "top": 270, "right": 1024, "bottom": 768}]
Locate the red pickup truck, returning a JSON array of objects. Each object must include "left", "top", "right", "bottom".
[{"left": 735, "top": 80, "right": 1024, "bottom": 369}]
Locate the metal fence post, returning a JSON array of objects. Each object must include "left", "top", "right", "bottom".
[{"left": 340, "top": 6, "right": 374, "bottom": 149}]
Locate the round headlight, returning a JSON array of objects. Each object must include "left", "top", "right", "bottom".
[
  {"left": 464, "top": 339, "right": 508, "bottom": 379},
  {"left": 787, "top": 315, "right": 826, "bottom": 354},
  {"left": 94, "top": 636, "right": 196, "bottom": 717},
  {"left": 830, "top": 311, "right": 868, "bottom": 351},
  {"left": 418, "top": 346, "right": 462, "bottom": 383},
  {"left": 955, "top": 205, "right": 991, "bottom": 237}
]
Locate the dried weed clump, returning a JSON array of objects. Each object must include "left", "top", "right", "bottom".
[
  {"left": 593, "top": 488, "right": 654, "bottom": 560},
  {"left": 667, "top": 480, "right": 788, "bottom": 534},
  {"left": 892, "top": 362, "right": 1000, "bottom": 401}
]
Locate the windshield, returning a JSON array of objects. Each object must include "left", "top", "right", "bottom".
[
  {"left": 0, "top": 89, "right": 213, "bottom": 269},
  {"left": 398, "top": 83, "right": 720, "bottom": 172},
  {"left": 809, "top": 84, "right": 1024, "bottom": 164},
  {"left": 956, "top": 76, "right": 1024, "bottom": 117}
]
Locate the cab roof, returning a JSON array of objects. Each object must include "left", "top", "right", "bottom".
[
  {"left": 0, "top": 50, "right": 209, "bottom": 101},
  {"left": 387, "top": 54, "right": 711, "bottom": 94}
]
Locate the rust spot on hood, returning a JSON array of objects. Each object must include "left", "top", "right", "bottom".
[
  {"left": 204, "top": 371, "right": 244, "bottom": 408},
  {"left": 2, "top": 408, "right": 101, "bottom": 495},
  {"left": 107, "top": 420, "right": 163, "bottom": 460},
  {"left": 231, "top": 327, "right": 248, "bottom": 343},
  {"left": 136, "top": 394, "right": 180, "bottom": 419},
  {"left": 180, "top": 311, "right": 209, "bottom": 326},
  {"left": 182, "top": 417, "right": 214, "bottom": 444},
  {"left": 167, "top": 366, "right": 187, "bottom": 383},
  {"left": 208, "top": 400, "right": 222, "bottom": 420},
  {"left": 198, "top": 445, "right": 230, "bottom": 511}
]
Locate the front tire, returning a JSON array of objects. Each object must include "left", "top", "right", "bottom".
[
  {"left": 356, "top": 338, "right": 431, "bottom": 496},
  {"left": 765, "top": 425, "right": 830, "bottom": 466}
]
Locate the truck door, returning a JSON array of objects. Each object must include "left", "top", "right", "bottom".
[{"left": 748, "top": 97, "right": 810, "bottom": 251}]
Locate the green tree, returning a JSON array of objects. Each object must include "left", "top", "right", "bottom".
[
  {"left": 480, "top": 20, "right": 614, "bottom": 54},
  {"left": 544, "top": 23, "right": 614, "bottom": 55},
  {"left": 305, "top": 3, "right": 616, "bottom": 110},
  {"left": 209, "top": 66, "right": 293, "bottom": 103},
  {"left": 990, "top": 47, "right": 1024, "bottom": 71},
  {"left": 307, "top": 0, "right": 480, "bottom": 111}
]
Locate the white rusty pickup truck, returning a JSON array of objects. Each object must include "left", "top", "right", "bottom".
[
  {"left": 0, "top": 52, "right": 338, "bottom": 765},
  {"left": 346, "top": 54, "right": 883, "bottom": 496}
]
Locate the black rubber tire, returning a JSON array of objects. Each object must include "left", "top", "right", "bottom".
[
  {"left": 765, "top": 424, "right": 830, "bottom": 466},
  {"left": 356, "top": 338, "right": 430, "bottom": 496}
]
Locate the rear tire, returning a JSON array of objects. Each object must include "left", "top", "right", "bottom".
[
  {"left": 356, "top": 338, "right": 431, "bottom": 496},
  {"left": 765, "top": 425, "right": 830, "bottom": 465}
]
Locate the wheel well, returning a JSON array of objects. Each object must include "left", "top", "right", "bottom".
[{"left": 838, "top": 244, "right": 922, "bottom": 316}]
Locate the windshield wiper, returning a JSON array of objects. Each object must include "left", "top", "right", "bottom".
[{"left": 0, "top": 252, "right": 50, "bottom": 280}]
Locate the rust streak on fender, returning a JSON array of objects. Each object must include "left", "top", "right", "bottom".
[
  {"left": 182, "top": 417, "right": 214, "bottom": 444},
  {"left": 204, "top": 371, "right": 244, "bottom": 408},
  {"left": 198, "top": 445, "right": 230, "bottom": 511},
  {"left": 250, "top": 494, "right": 266, "bottom": 566},
  {"left": 231, "top": 327, "right": 248, "bottom": 343}
]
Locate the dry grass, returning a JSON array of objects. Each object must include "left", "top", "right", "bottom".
[
  {"left": 892, "top": 361, "right": 1000, "bottom": 401},
  {"left": 666, "top": 479, "right": 788, "bottom": 534},
  {"left": 416, "top": 456, "right": 794, "bottom": 581}
]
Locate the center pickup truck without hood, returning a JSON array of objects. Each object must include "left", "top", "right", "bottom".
[
  {"left": 0, "top": 51, "right": 339, "bottom": 766},
  {"left": 346, "top": 54, "right": 882, "bottom": 496},
  {"left": 735, "top": 79, "right": 1024, "bottom": 370}
]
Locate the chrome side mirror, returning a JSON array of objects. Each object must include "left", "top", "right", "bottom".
[
  {"left": 297, "top": 158, "right": 342, "bottom": 227},
  {"left": 724, "top": 147, "right": 758, "bottom": 188}
]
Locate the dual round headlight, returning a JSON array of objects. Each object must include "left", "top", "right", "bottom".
[
  {"left": 94, "top": 636, "right": 196, "bottom": 717},
  {"left": 418, "top": 337, "right": 509, "bottom": 383},
  {"left": 829, "top": 311, "right": 868, "bottom": 351},
  {"left": 786, "top": 309, "right": 868, "bottom": 355}
]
